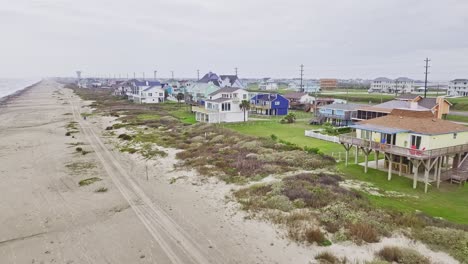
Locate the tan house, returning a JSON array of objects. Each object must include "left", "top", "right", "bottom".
[{"left": 340, "top": 109, "right": 468, "bottom": 192}]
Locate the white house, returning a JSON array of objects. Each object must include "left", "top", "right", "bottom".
[
  {"left": 127, "top": 80, "right": 165, "bottom": 104},
  {"left": 193, "top": 87, "right": 249, "bottom": 123},
  {"left": 448, "top": 79, "right": 468, "bottom": 96},
  {"left": 284, "top": 92, "right": 315, "bottom": 104},
  {"left": 369, "top": 77, "right": 414, "bottom": 94},
  {"left": 259, "top": 79, "right": 278, "bottom": 91},
  {"left": 132, "top": 86, "right": 165, "bottom": 104}
]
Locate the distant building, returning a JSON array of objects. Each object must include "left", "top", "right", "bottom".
[
  {"left": 258, "top": 79, "right": 278, "bottom": 91},
  {"left": 369, "top": 77, "right": 415, "bottom": 94},
  {"left": 192, "top": 87, "right": 249, "bottom": 123},
  {"left": 448, "top": 79, "right": 468, "bottom": 96},
  {"left": 284, "top": 92, "right": 315, "bottom": 104},
  {"left": 320, "top": 79, "right": 338, "bottom": 90},
  {"left": 127, "top": 80, "right": 165, "bottom": 104},
  {"left": 250, "top": 93, "right": 289, "bottom": 116}
]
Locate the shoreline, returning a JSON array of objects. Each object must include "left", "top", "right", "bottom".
[{"left": 0, "top": 80, "right": 43, "bottom": 107}]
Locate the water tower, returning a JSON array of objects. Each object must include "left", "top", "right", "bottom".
[{"left": 76, "top": 71, "right": 82, "bottom": 80}]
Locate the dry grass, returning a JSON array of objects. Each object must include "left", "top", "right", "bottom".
[{"left": 377, "top": 246, "right": 429, "bottom": 264}]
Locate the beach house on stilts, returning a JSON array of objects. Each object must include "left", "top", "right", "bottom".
[{"left": 339, "top": 109, "right": 468, "bottom": 192}]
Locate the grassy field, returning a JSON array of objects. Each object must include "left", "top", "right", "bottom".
[
  {"left": 339, "top": 164, "right": 468, "bottom": 224},
  {"left": 224, "top": 120, "right": 345, "bottom": 154},
  {"left": 447, "top": 114, "right": 468, "bottom": 123},
  {"left": 447, "top": 97, "right": 468, "bottom": 111}
]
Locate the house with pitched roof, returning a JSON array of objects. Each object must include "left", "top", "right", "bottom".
[
  {"left": 353, "top": 96, "right": 451, "bottom": 121},
  {"left": 395, "top": 95, "right": 451, "bottom": 119},
  {"left": 284, "top": 92, "right": 315, "bottom": 104},
  {"left": 340, "top": 109, "right": 468, "bottom": 192},
  {"left": 187, "top": 72, "right": 245, "bottom": 101},
  {"left": 250, "top": 93, "right": 289, "bottom": 116},
  {"left": 126, "top": 80, "right": 164, "bottom": 103},
  {"left": 192, "top": 87, "right": 249, "bottom": 123}
]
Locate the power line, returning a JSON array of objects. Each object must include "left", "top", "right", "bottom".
[
  {"left": 424, "top": 58, "right": 431, "bottom": 98},
  {"left": 300, "top": 64, "right": 304, "bottom": 92}
]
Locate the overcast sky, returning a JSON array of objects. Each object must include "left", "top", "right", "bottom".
[{"left": 1, "top": 0, "right": 467, "bottom": 80}]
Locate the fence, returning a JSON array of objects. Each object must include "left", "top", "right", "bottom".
[{"left": 305, "top": 130, "right": 340, "bottom": 143}]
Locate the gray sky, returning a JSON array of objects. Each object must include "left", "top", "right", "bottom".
[{"left": 1, "top": 0, "right": 468, "bottom": 80}]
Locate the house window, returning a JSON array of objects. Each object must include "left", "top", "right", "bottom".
[
  {"left": 453, "top": 133, "right": 458, "bottom": 139},
  {"left": 275, "top": 101, "right": 280, "bottom": 106},
  {"left": 148, "top": 93, "right": 152, "bottom": 96},
  {"left": 243, "top": 94, "right": 247, "bottom": 99},
  {"left": 361, "top": 130, "right": 371, "bottom": 140},
  {"left": 221, "top": 103, "right": 231, "bottom": 111},
  {"left": 411, "top": 135, "right": 422, "bottom": 149},
  {"left": 159, "top": 93, "right": 163, "bottom": 96},
  {"left": 233, "top": 93, "right": 237, "bottom": 98}
]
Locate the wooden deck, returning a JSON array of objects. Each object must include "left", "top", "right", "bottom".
[{"left": 339, "top": 133, "right": 468, "bottom": 160}]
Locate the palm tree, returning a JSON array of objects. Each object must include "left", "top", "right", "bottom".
[
  {"left": 239, "top": 100, "right": 250, "bottom": 122},
  {"left": 176, "top": 93, "right": 184, "bottom": 107}
]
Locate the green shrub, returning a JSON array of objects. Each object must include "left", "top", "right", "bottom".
[
  {"left": 348, "top": 223, "right": 380, "bottom": 243},
  {"left": 118, "top": 133, "right": 133, "bottom": 141},
  {"left": 377, "top": 246, "right": 429, "bottom": 264},
  {"left": 95, "top": 187, "right": 108, "bottom": 193},
  {"left": 265, "top": 195, "right": 293, "bottom": 212},
  {"left": 315, "top": 251, "right": 340, "bottom": 264},
  {"left": 413, "top": 226, "right": 468, "bottom": 263},
  {"left": 304, "top": 146, "right": 320, "bottom": 154},
  {"left": 305, "top": 228, "right": 326, "bottom": 245},
  {"left": 270, "top": 134, "right": 278, "bottom": 141},
  {"left": 78, "top": 177, "right": 102, "bottom": 186}
]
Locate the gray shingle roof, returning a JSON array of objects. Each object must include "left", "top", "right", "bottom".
[
  {"left": 418, "top": 98, "right": 437, "bottom": 109},
  {"left": 374, "top": 77, "right": 392, "bottom": 82},
  {"left": 374, "top": 100, "right": 429, "bottom": 110},
  {"left": 319, "top": 103, "right": 364, "bottom": 111},
  {"left": 396, "top": 94, "right": 421, "bottom": 101}
]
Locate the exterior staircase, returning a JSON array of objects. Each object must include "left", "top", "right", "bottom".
[{"left": 451, "top": 154, "right": 468, "bottom": 184}]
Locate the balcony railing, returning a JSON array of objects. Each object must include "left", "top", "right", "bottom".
[{"left": 339, "top": 133, "right": 468, "bottom": 160}]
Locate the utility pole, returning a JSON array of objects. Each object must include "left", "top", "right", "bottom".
[
  {"left": 234, "top": 67, "right": 238, "bottom": 76},
  {"left": 154, "top": 70, "right": 157, "bottom": 80},
  {"left": 300, "top": 64, "right": 304, "bottom": 92},
  {"left": 133, "top": 72, "right": 136, "bottom": 79},
  {"left": 171, "top": 71, "right": 174, "bottom": 80},
  {"left": 424, "top": 58, "right": 430, "bottom": 98},
  {"left": 142, "top": 72, "right": 145, "bottom": 80},
  {"left": 394, "top": 79, "right": 398, "bottom": 96},
  {"left": 197, "top": 69, "right": 200, "bottom": 81},
  {"left": 126, "top": 73, "right": 129, "bottom": 80}
]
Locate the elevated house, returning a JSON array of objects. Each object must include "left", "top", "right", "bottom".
[
  {"left": 369, "top": 77, "right": 415, "bottom": 94},
  {"left": 315, "top": 103, "right": 364, "bottom": 126},
  {"left": 192, "top": 87, "right": 249, "bottom": 123},
  {"left": 250, "top": 93, "right": 289, "bottom": 116},
  {"left": 258, "top": 79, "right": 278, "bottom": 91},
  {"left": 447, "top": 79, "right": 468, "bottom": 97},
  {"left": 340, "top": 109, "right": 468, "bottom": 192}
]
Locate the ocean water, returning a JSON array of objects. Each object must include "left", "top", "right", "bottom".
[{"left": 0, "top": 78, "right": 41, "bottom": 99}]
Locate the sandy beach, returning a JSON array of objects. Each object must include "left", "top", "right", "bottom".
[{"left": 0, "top": 80, "right": 459, "bottom": 264}]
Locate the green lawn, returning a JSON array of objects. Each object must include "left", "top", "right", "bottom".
[
  {"left": 224, "top": 120, "right": 344, "bottom": 154},
  {"left": 447, "top": 114, "right": 468, "bottom": 123},
  {"left": 447, "top": 97, "right": 468, "bottom": 111},
  {"left": 339, "top": 164, "right": 468, "bottom": 224}
]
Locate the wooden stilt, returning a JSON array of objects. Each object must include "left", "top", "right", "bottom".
[
  {"left": 398, "top": 156, "right": 403, "bottom": 176},
  {"left": 433, "top": 157, "right": 439, "bottom": 181},
  {"left": 437, "top": 156, "right": 443, "bottom": 188},
  {"left": 375, "top": 151, "right": 380, "bottom": 169},
  {"left": 411, "top": 159, "right": 421, "bottom": 189},
  {"left": 387, "top": 153, "right": 393, "bottom": 181},
  {"left": 354, "top": 146, "right": 358, "bottom": 164},
  {"left": 424, "top": 159, "right": 430, "bottom": 193},
  {"left": 361, "top": 148, "right": 372, "bottom": 174}
]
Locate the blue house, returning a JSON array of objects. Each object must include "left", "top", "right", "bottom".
[{"left": 250, "top": 93, "right": 289, "bottom": 116}]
